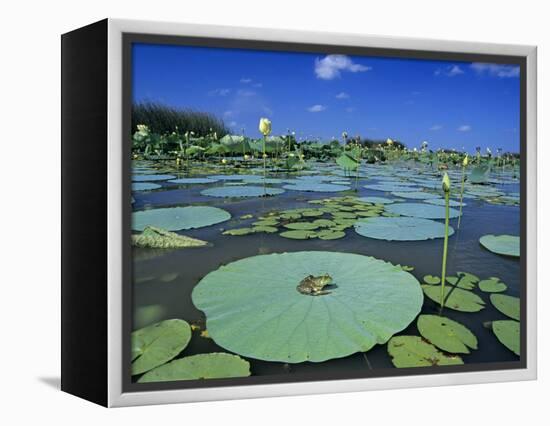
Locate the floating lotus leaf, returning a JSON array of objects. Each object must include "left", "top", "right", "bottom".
[
  {"left": 132, "top": 182, "right": 162, "bottom": 191},
  {"left": 469, "top": 165, "right": 490, "bottom": 184},
  {"left": 168, "top": 177, "right": 219, "bottom": 184},
  {"left": 357, "top": 196, "right": 395, "bottom": 204},
  {"left": 317, "top": 230, "right": 346, "bottom": 240},
  {"left": 417, "top": 315, "right": 478, "bottom": 354},
  {"left": 253, "top": 225, "right": 278, "bottom": 233},
  {"left": 479, "top": 277, "right": 507, "bottom": 293},
  {"left": 385, "top": 203, "right": 461, "bottom": 219},
  {"left": 281, "top": 212, "right": 302, "bottom": 220},
  {"left": 387, "top": 336, "right": 464, "bottom": 368},
  {"left": 131, "top": 319, "right": 191, "bottom": 375},
  {"left": 355, "top": 217, "right": 454, "bottom": 241},
  {"left": 391, "top": 191, "right": 441, "bottom": 200},
  {"left": 422, "top": 285, "right": 485, "bottom": 312},
  {"left": 302, "top": 209, "right": 324, "bottom": 217},
  {"left": 132, "top": 174, "right": 176, "bottom": 182},
  {"left": 425, "top": 198, "right": 466, "bottom": 207},
  {"left": 138, "top": 353, "right": 251, "bottom": 383},
  {"left": 192, "top": 251, "right": 424, "bottom": 363},
  {"left": 283, "top": 182, "right": 351, "bottom": 192},
  {"left": 223, "top": 228, "right": 256, "bottom": 236},
  {"left": 479, "top": 234, "right": 520, "bottom": 258},
  {"left": 253, "top": 219, "right": 279, "bottom": 227},
  {"left": 284, "top": 222, "right": 319, "bottom": 230},
  {"left": 336, "top": 153, "right": 359, "bottom": 170},
  {"left": 241, "top": 177, "right": 285, "bottom": 185},
  {"left": 424, "top": 275, "right": 441, "bottom": 285},
  {"left": 201, "top": 186, "right": 285, "bottom": 198},
  {"left": 208, "top": 174, "right": 259, "bottom": 181},
  {"left": 133, "top": 206, "right": 231, "bottom": 231},
  {"left": 365, "top": 184, "right": 419, "bottom": 192},
  {"left": 492, "top": 320, "right": 520, "bottom": 355},
  {"left": 132, "top": 226, "right": 208, "bottom": 248},
  {"left": 456, "top": 272, "right": 480, "bottom": 289},
  {"left": 490, "top": 294, "right": 520, "bottom": 320},
  {"left": 279, "top": 230, "right": 316, "bottom": 239},
  {"left": 314, "top": 219, "right": 336, "bottom": 227}
]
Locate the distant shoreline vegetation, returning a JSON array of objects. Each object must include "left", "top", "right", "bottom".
[{"left": 132, "top": 102, "right": 230, "bottom": 137}]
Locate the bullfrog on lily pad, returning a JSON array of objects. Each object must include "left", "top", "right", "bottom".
[{"left": 296, "top": 273, "right": 333, "bottom": 296}]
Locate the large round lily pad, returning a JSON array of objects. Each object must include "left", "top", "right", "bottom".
[
  {"left": 354, "top": 217, "right": 454, "bottom": 241},
  {"left": 132, "top": 174, "right": 176, "bottom": 182},
  {"left": 385, "top": 203, "right": 461, "bottom": 219},
  {"left": 492, "top": 320, "right": 520, "bottom": 355},
  {"left": 283, "top": 182, "right": 351, "bottom": 192},
  {"left": 132, "top": 182, "right": 162, "bottom": 191},
  {"left": 490, "top": 294, "right": 520, "bottom": 320},
  {"left": 365, "top": 184, "right": 419, "bottom": 192},
  {"left": 201, "top": 186, "right": 285, "bottom": 198},
  {"left": 138, "top": 353, "right": 251, "bottom": 383},
  {"left": 133, "top": 206, "right": 231, "bottom": 231},
  {"left": 357, "top": 196, "right": 395, "bottom": 204},
  {"left": 479, "top": 235, "right": 520, "bottom": 258},
  {"left": 192, "top": 251, "right": 424, "bottom": 363},
  {"left": 387, "top": 336, "right": 464, "bottom": 368},
  {"left": 417, "top": 315, "right": 478, "bottom": 354},
  {"left": 168, "top": 177, "right": 219, "bottom": 184},
  {"left": 131, "top": 319, "right": 191, "bottom": 375}
]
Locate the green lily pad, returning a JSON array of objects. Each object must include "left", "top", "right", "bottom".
[
  {"left": 168, "top": 177, "right": 219, "bottom": 184},
  {"left": 479, "top": 234, "right": 520, "bottom": 258},
  {"left": 132, "top": 226, "right": 208, "bottom": 248},
  {"left": 425, "top": 198, "right": 466, "bottom": 207},
  {"left": 133, "top": 206, "right": 230, "bottom": 231},
  {"left": 317, "top": 230, "right": 346, "bottom": 240},
  {"left": 223, "top": 228, "right": 256, "bottom": 236},
  {"left": 469, "top": 165, "right": 490, "bottom": 184},
  {"left": 387, "top": 336, "right": 464, "bottom": 368},
  {"left": 132, "top": 174, "right": 176, "bottom": 182},
  {"left": 284, "top": 222, "right": 320, "bottom": 230},
  {"left": 357, "top": 196, "right": 395, "bottom": 204},
  {"left": 385, "top": 203, "right": 461, "bottom": 219},
  {"left": 132, "top": 182, "right": 162, "bottom": 191},
  {"left": 422, "top": 285, "right": 485, "bottom": 312},
  {"left": 391, "top": 191, "right": 441, "bottom": 200},
  {"left": 490, "top": 294, "right": 520, "bottom": 320},
  {"left": 423, "top": 275, "right": 441, "bottom": 285},
  {"left": 366, "top": 184, "right": 419, "bottom": 192},
  {"left": 417, "top": 315, "right": 478, "bottom": 354},
  {"left": 201, "top": 186, "right": 285, "bottom": 198},
  {"left": 279, "top": 230, "right": 317, "bottom": 239},
  {"left": 131, "top": 319, "right": 191, "bottom": 375},
  {"left": 253, "top": 225, "right": 279, "bottom": 233},
  {"left": 456, "top": 272, "right": 480, "bottom": 289},
  {"left": 138, "top": 353, "right": 251, "bottom": 383},
  {"left": 313, "top": 219, "right": 336, "bottom": 227},
  {"left": 283, "top": 182, "right": 351, "bottom": 192},
  {"left": 492, "top": 320, "right": 520, "bottom": 355},
  {"left": 479, "top": 277, "right": 508, "bottom": 293},
  {"left": 192, "top": 251, "right": 424, "bottom": 363},
  {"left": 355, "top": 216, "right": 454, "bottom": 241}
]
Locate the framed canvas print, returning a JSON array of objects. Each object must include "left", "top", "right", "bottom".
[{"left": 61, "top": 19, "right": 537, "bottom": 407}]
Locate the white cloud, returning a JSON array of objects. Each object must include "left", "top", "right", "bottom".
[
  {"left": 435, "top": 65, "right": 464, "bottom": 77},
  {"left": 314, "top": 55, "right": 371, "bottom": 80},
  {"left": 307, "top": 104, "right": 327, "bottom": 112},
  {"left": 208, "top": 88, "right": 231, "bottom": 96},
  {"left": 345, "top": 107, "right": 355, "bottom": 113},
  {"left": 252, "top": 82, "right": 263, "bottom": 88},
  {"left": 240, "top": 78, "right": 252, "bottom": 83},
  {"left": 457, "top": 124, "right": 472, "bottom": 132},
  {"left": 237, "top": 89, "right": 256, "bottom": 97},
  {"left": 470, "top": 63, "right": 520, "bottom": 78},
  {"left": 335, "top": 92, "right": 350, "bottom": 99},
  {"left": 430, "top": 124, "right": 443, "bottom": 131}
]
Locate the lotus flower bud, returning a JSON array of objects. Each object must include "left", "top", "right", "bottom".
[
  {"left": 259, "top": 118, "right": 272, "bottom": 136},
  {"left": 244, "top": 154, "right": 250, "bottom": 160},
  {"left": 263, "top": 153, "right": 268, "bottom": 158},
  {"left": 463, "top": 155, "right": 469, "bottom": 167},
  {"left": 342, "top": 131, "right": 348, "bottom": 139},
  {"left": 221, "top": 158, "right": 227, "bottom": 164},
  {"left": 386, "top": 138, "right": 394, "bottom": 146},
  {"left": 442, "top": 172, "right": 451, "bottom": 193}
]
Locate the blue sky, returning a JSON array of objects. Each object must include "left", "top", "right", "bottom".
[{"left": 132, "top": 43, "right": 521, "bottom": 153}]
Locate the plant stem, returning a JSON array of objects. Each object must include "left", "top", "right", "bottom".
[
  {"left": 439, "top": 191, "right": 450, "bottom": 314},
  {"left": 263, "top": 135, "right": 267, "bottom": 196},
  {"left": 457, "top": 165, "right": 466, "bottom": 229}
]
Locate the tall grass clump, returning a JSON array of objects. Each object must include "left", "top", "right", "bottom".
[{"left": 132, "top": 102, "right": 229, "bottom": 137}]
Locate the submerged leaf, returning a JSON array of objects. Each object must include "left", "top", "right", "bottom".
[
  {"left": 417, "top": 315, "right": 478, "bottom": 354},
  {"left": 387, "top": 336, "right": 464, "bottom": 368}
]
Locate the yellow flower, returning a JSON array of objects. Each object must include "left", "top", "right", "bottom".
[
  {"left": 442, "top": 172, "right": 451, "bottom": 193},
  {"left": 221, "top": 158, "right": 227, "bottom": 164},
  {"left": 259, "top": 118, "right": 272, "bottom": 136},
  {"left": 244, "top": 154, "right": 250, "bottom": 160},
  {"left": 463, "top": 155, "right": 469, "bottom": 167}
]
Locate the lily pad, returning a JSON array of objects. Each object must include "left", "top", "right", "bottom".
[
  {"left": 192, "top": 251, "right": 424, "bottom": 363},
  {"left": 417, "top": 315, "right": 478, "bottom": 354},
  {"left": 355, "top": 217, "right": 454, "bottom": 241},
  {"left": 133, "top": 206, "right": 231, "bottom": 231},
  {"left": 132, "top": 226, "right": 208, "bottom": 248},
  {"left": 138, "top": 353, "right": 251, "bottom": 383},
  {"left": 385, "top": 203, "right": 461, "bottom": 219},
  {"left": 387, "top": 336, "right": 464, "bottom": 368},
  {"left": 131, "top": 319, "right": 191, "bottom": 375},
  {"left": 223, "top": 228, "right": 256, "bottom": 236},
  {"left": 365, "top": 184, "right": 419, "bottom": 192},
  {"left": 423, "top": 275, "right": 441, "bottom": 285},
  {"left": 425, "top": 198, "right": 466, "bottom": 207},
  {"left": 168, "top": 177, "right": 219, "bottom": 184},
  {"left": 479, "top": 234, "right": 520, "bottom": 258},
  {"left": 391, "top": 191, "right": 441, "bottom": 200},
  {"left": 317, "top": 230, "right": 346, "bottom": 240},
  {"left": 490, "top": 294, "right": 520, "bottom": 320},
  {"left": 422, "top": 285, "right": 485, "bottom": 312},
  {"left": 357, "top": 196, "right": 395, "bottom": 204},
  {"left": 492, "top": 320, "right": 520, "bottom": 355},
  {"left": 283, "top": 182, "right": 351, "bottom": 192},
  {"left": 479, "top": 277, "right": 507, "bottom": 293},
  {"left": 279, "top": 230, "right": 317, "bottom": 239},
  {"left": 132, "top": 174, "right": 176, "bottom": 182},
  {"left": 132, "top": 182, "right": 162, "bottom": 191},
  {"left": 284, "top": 222, "right": 319, "bottom": 230},
  {"left": 201, "top": 186, "right": 285, "bottom": 198}
]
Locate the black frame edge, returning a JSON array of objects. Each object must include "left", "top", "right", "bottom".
[{"left": 61, "top": 18, "right": 109, "bottom": 407}]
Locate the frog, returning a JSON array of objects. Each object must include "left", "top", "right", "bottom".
[{"left": 296, "top": 273, "right": 333, "bottom": 296}]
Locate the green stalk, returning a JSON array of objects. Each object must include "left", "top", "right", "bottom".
[
  {"left": 457, "top": 165, "right": 466, "bottom": 229},
  {"left": 263, "top": 135, "right": 267, "bottom": 196},
  {"left": 185, "top": 133, "right": 190, "bottom": 170},
  {"left": 439, "top": 189, "right": 450, "bottom": 314}
]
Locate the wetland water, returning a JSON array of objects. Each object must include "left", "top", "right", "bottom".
[{"left": 131, "top": 160, "right": 520, "bottom": 381}]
